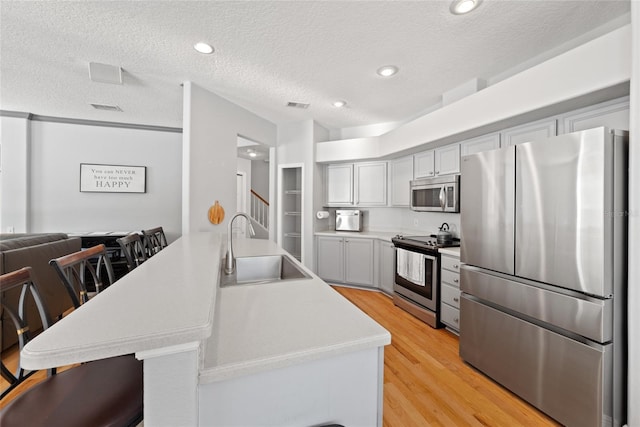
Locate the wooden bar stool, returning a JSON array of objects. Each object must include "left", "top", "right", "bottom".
[
  {"left": 116, "top": 233, "right": 147, "bottom": 272},
  {"left": 49, "top": 244, "right": 114, "bottom": 307},
  {"left": 142, "top": 226, "right": 168, "bottom": 257},
  {"left": 0, "top": 267, "right": 143, "bottom": 427}
]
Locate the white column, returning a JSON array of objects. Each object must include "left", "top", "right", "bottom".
[
  {"left": 0, "top": 115, "right": 30, "bottom": 233},
  {"left": 137, "top": 342, "right": 200, "bottom": 426}
]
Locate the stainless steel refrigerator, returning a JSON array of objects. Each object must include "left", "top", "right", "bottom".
[{"left": 460, "top": 127, "right": 627, "bottom": 427}]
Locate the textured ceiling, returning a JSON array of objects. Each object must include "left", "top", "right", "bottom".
[{"left": 0, "top": 1, "right": 631, "bottom": 132}]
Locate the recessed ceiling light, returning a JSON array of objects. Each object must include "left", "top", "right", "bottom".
[
  {"left": 194, "top": 42, "right": 214, "bottom": 54},
  {"left": 376, "top": 65, "right": 399, "bottom": 78},
  {"left": 249, "top": 152, "right": 257, "bottom": 158},
  {"left": 332, "top": 100, "right": 347, "bottom": 108},
  {"left": 450, "top": 0, "right": 482, "bottom": 15}
]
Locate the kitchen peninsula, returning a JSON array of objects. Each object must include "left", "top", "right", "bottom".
[{"left": 20, "top": 233, "right": 391, "bottom": 426}]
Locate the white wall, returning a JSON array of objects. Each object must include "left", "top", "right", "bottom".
[
  {"left": 0, "top": 115, "right": 30, "bottom": 233},
  {"left": 627, "top": 3, "right": 639, "bottom": 426},
  {"left": 0, "top": 116, "right": 183, "bottom": 241},
  {"left": 250, "top": 159, "right": 269, "bottom": 199},
  {"left": 237, "top": 156, "right": 252, "bottom": 212},
  {"left": 27, "top": 120, "right": 183, "bottom": 241},
  {"left": 181, "top": 82, "right": 276, "bottom": 234}
]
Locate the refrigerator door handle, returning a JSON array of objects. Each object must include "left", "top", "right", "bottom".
[{"left": 439, "top": 186, "right": 446, "bottom": 211}]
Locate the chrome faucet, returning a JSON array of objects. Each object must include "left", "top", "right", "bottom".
[{"left": 225, "top": 213, "right": 256, "bottom": 275}]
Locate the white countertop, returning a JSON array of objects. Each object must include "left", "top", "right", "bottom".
[
  {"left": 22, "top": 233, "right": 391, "bottom": 383},
  {"left": 22, "top": 232, "right": 223, "bottom": 369},
  {"left": 439, "top": 247, "right": 460, "bottom": 257},
  {"left": 200, "top": 238, "right": 390, "bottom": 382},
  {"left": 315, "top": 231, "right": 462, "bottom": 258},
  {"left": 314, "top": 230, "right": 399, "bottom": 242}
]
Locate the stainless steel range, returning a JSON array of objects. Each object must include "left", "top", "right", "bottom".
[{"left": 391, "top": 235, "right": 460, "bottom": 328}]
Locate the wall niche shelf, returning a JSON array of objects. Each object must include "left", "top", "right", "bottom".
[{"left": 278, "top": 164, "right": 303, "bottom": 262}]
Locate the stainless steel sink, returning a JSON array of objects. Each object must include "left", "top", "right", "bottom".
[{"left": 219, "top": 254, "right": 311, "bottom": 287}]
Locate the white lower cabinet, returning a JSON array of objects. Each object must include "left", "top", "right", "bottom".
[
  {"left": 440, "top": 253, "right": 461, "bottom": 333},
  {"left": 378, "top": 240, "right": 395, "bottom": 295},
  {"left": 316, "top": 236, "right": 374, "bottom": 287},
  {"left": 316, "top": 236, "right": 345, "bottom": 283}
]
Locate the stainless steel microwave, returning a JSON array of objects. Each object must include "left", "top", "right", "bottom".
[{"left": 410, "top": 175, "right": 460, "bottom": 212}]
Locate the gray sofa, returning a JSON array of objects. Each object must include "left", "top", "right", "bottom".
[{"left": 0, "top": 233, "right": 81, "bottom": 351}]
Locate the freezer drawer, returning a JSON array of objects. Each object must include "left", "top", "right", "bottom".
[
  {"left": 460, "top": 295, "right": 612, "bottom": 427},
  {"left": 461, "top": 266, "right": 612, "bottom": 343}
]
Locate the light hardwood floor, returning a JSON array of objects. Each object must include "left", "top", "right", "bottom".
[{"left": 333, "top": 285, "right": 561, "bottom": 427}]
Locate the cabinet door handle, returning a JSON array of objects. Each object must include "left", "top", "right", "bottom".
[
  {"left": 453, "top": 297, "right": 459, "bottom": 302},
  {"left": 453, "top": 278, "right": 459, "bottom": 283},
  {"left": 453, "top": 264, "right": 459, "bottom": 268},
  {"left": 454, "top": 318, "right": 459, "bottom": 323}
]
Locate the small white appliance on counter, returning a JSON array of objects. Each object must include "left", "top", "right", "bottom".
[{"left": 335, "top": 209, "right": 362, "bottom": 232}]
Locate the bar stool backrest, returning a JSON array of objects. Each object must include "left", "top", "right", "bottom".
[
  {"left": 142, "top": 226, "right": 168, "bottom": 257},
  {"left": 49, "top": 244, "right": 115, "bottom": 308},
  {"left": 116, "top": 233, "right": 147, "bottom": 272},
  {"left": 0, "top": 266, "right": 144, "bottom": 426},
  {"left": 0, "top": 267, "right": 52, "bottom": 399}
]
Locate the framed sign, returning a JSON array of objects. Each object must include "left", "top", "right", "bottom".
[{"left": 80, "top": 163, "right": 146, "bottom": 193}]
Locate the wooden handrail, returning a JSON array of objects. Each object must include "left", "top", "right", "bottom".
[{"left": 251, "top": 189, "right": 269, "bottom": 206}]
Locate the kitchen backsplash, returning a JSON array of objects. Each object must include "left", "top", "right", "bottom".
[{"left": 315, "top": 207, "right": 461, "bottom": 238}]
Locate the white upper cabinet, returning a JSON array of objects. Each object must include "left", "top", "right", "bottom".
[
  {"left": 413, "top": 150, "right": 435, "bottom": 179},
  {"left": 326, "top": 162, "right": 386, "bottom": 207},
  {"left": 354, "top": 162, "right": 387, "bottom": 206},
  {"left": 414, "top": 144, "right": 460, "bottom": 178},
  {"left": 559, "top": 96, "right": 630, "bottom": 134},
  {"left": 434, "top": 144, "right": 460, "bottom": 176},
  {"left": 326, "top": 164, "right": 353, "bottom": 206},
  {"left": 460, "top": 133, "right": 501, "bottom": 156},
  {"left": 502, "top": 118, "right": 557, "bottom": 146},
  {"left": 388, "top": 156, "right": 413, "bottom": 207}
]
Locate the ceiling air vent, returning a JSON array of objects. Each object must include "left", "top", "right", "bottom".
[
  {"left": 90, "top": 103, "right": 123, "bottom": 112},
  {"left": 88, "top": 62, "right": 123, "bottom": 85},
  {"left": 286, "top": 101, "right": 310, "bottom": 109}
]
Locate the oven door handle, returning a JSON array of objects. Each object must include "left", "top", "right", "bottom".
[
  {"left": 424, "top": 254, "right": 438, "bottom": 290},
  {"left": 439, "top": 186, "right": 446, "bottom": 211}
]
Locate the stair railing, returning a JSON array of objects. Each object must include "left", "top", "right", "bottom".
[{"left": 250, "top": 189, "right": 269, "bottom": 229}]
